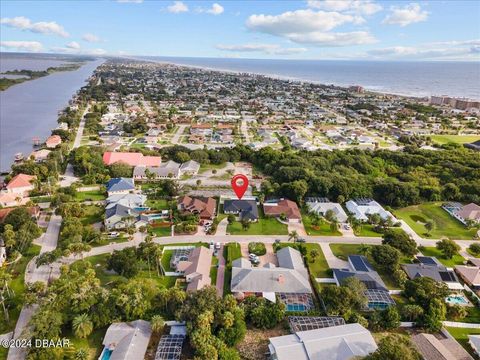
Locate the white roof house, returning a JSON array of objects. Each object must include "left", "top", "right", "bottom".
[
  {"left": 345, "top": 198, "right": 396, "bottom": 222},
  {"left": 306, "top": 198, "right": 348, "bottom": 223},
  {"left": 469, "top": 335, "right": 480, "bottom": 357},
  {"left": 268, "top": 323, "right": 377, "bottom": 360},
  {"left": 100, "top": 320, "right": 152, "bottom": 360}
]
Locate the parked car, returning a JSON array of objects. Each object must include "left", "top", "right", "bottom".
[
  {"left": 297, "top": 238, "right": 306, "bottom": 243},
  {"left": 108, "top": 232, "right": 119, "bottom": 238},
  {"left": 344, "top": 224, "right": 351, "bottom": 230},
  {"left": 215, "top": 242, "right": 221, "bottom": 250}
]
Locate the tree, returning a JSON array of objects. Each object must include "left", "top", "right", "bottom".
[
  {"left": 423, "top": 298, "right": 446, "bottom": 332},
  {"left": 447, "top": 304, "right": 468, "bottom": 321},
  {"left": 151, "top": 315, "right": 165, "bottom": 334},
  {"left": 370, "top": 244, "right": 400, "bottom": 270},
  {"left": 227, "top": 214, "right": 236, "bottom": 224},
  {"left": 241, "top": 219, "right": 250, "bottom": 231},
  {"left": 288, "top": 230, "right": 299, "bottom": 243},
  {"left": 436, "top": 238, "right": 460, "bottom": 259},
  {"left": 309, "top": 248, "right": 320, "bottom": 263},
  {"left": 321, "top": 277, "right": 368, "bottom": 316},
  {"left": 380, "top": 306, "right": 400, "bottom": 330},
  {"left": 72, "top": 313, "right": 93, "bottom": 338},
  {"left": 107, "top": 247, "right": 139, "bottom": 278},
  {"left": 243, "top": 296, "right": 285, "bottom": 329},
  {"left": 425, "top": 220, "right": 434, "bottom": 234},
  {"left": 401, "top": 304, "right": 424, "bottom": 322},
  {"left": 403, "top": 277, "right": 449, "bottom": 308},
  {"left": 364, "top": 334, "right": 421, "bottom": 360},
  {"left": 109, "top": 162, "right": 132, "bottom": 178},
  {"left": 469, "top": 243, "right": 480, "bottom": 256},
  {"left": 382, "top": 229, "right": 418, "bottom": 257}
]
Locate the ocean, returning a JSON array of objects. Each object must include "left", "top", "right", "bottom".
[{"left": 143, "top": 56, "right": 480, "bottom": 100}]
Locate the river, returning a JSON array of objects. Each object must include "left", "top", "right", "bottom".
[{"left": 0, "top": 59, "right": 104, "bottom": 173}]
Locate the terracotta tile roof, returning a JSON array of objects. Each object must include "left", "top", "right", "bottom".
[
  {"left": 177, "top": 196, "right": 216, "bottom": 220},
  {"left": 0, "top": 206, "right": 40, "bottom": 222},
  {"left": 103, "top": 152, "right": 161, "bottom": 167},
  {"left": 6, "top": 174, "right": 36, "bottom": 190},
  {"left": 46, "top": 135, "right": 62, "bottom": 147},
  {"left": 264, "top": 199, "right": 301, "bottom": 220}
]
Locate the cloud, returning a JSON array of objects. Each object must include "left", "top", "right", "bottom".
[
  {"left": 167, "top": 1, "right": 188, "bottom": 13},
  {"left": 66, "top": 41, "right": 81, "bottom": 49},
  {"left": 216, "top": 43, "right": 307, "bottom": 55},
  {"left": 207, "top": 3, "right": 224, "bottom": 15},
  {"left": 246, "top": 9, "right": 375, "bottom": 47},
  {"left": 0, "top": 40, "right": 43, "bottom": 52},
  {"left": 367, "top": 43, "right": 480, "bottom": 60},
  {"left": 382, "top": 3, "right": 428, "bottom": 27},
  {"left": 0, "top": 16, "right": 69, "bottom": 37},
  {"left": 116, "top": 0, "right": 143, "bottom": 3},
  {"left": 307, "top": 0, "right": 382, "bottom": 15},
  {"left": 82, "top": 33, "right": 101, "bottom": 43}
]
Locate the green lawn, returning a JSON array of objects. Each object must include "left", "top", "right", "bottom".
[
  {"left": 354, "top": 224, "right": 383, "bottom": 237},
  {"left": 395, "top": 202, "right": 476, "bottom": 240},
  {"left": 146, "top": 199, "right": 170, "bottom": 211},
  {"left": 150, "top": 224, "right": 172, "bottom": 237},
  {"left": 1, "top": 245, "right": 41, "bottom": 334},
  {"left": 161, "top": 250, "right": 174, "bottom": 272},
  {"left": 80, "top": 205, "right": 104, "bottom": 226},
  {"left": 431, "top": 135, "right": 480, "bottom": 145},
  {"left": 74, "top": 189, "right": 106, "bottom": 202},
  {"left": 90, "top": 235, "right": 129, "bottom": 248},
  {"left": 64, "top": 327, "right": 106, "bottom": 360},
  {"left": 329, "top": 243, "right": 405, "bottom": 289},
  {"left": 420, "top": 246, "right": 466, "bottom": 267},
  {"left": 223, "top": 242, "right": 241, "bottom": 295},
  {"left": 302, "top": 213, "right": 342, "bottom": 236},
  {"left": 467, "top": 248, "right": 480, "bottom": 258},
  {"left": 446, "top": 327, "right": 480, "bottom": 357},
  {"left": 199, "top": 162, "right": 227, "bottom": 173},
  {"left": 227, "top": 217, "right": 288, "bottom": 235},
  {"left": 276, "top": 243, "right": 330, "bottom": 278},
  {"left": 210, "top": 257, "right": 218, "bottom": 285}
]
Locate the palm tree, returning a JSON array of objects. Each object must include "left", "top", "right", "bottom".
[
  {"left": 74, "top": 349, "right": 88, "bottom": 360},
  {"left": 288, "top": 230, "right": 299, "bottom": 243},
  {"left": 151, "top": 315, "right": 165, "bottom": 334},
  {"left": 72, "top": 313, "right": 93, "bottom": 339},
  {"left": 358, "top": 243, "right": 371, "bottom": 256}
]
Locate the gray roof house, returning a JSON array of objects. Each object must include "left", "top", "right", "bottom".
[
  {"left": 305, "top": 197, "right": 348, "bottom": 223},
  {"left": 106, "top": 178, "right": 135, "bottom": 196},
  {"left": 333, "top": 255, "right": 395, "bottom": 310},
  {"left": 99, "top": 320, "right": 152, "bottom": 360},
  {"left": 105, "top": 203, "right": 139, "bottom": 230},
  {"left": 106, "top": 193, "right": 146, "bottom": 209},
  {"left": 223, "top": 199, "right": 259, "bottom": 221},
  {"left": 402, "top": 256, "right": 463, "bottom": 290},
  {"left": 179, "top": 160, "right": 200, "bottom": 175},
  {"left": 268, "top": 323, "right": 377, "bottom": 360},
  {"left": 231, "top": 247, "right": 313, "bottom": 307}
]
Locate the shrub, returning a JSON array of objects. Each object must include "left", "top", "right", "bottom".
[{"left": 248, "top": 242, "right": 266, "bottom": 256}]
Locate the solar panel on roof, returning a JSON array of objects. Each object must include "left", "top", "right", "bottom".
[
  {"left": 155, "top": 335, "right": 185, "bottom": 360},
  {"left": 350, "top": 256, "right": 370, "bottom": 272},
  {"left": 439, "top": 271, "right": 457, "bottom": 282},
  {"left": 288, "top": 316, "right": 345, "bottom": 332},
  {"left": 417, "top": 256, "right": 437, "bottom": 265}
]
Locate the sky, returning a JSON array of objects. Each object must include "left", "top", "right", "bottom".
[{"left": 1, "top": 0, "right": 479, "bottom": 61}]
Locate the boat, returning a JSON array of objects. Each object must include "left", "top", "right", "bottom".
[{"left": 14, "top": 152, "right": 24, "bottom": 162}]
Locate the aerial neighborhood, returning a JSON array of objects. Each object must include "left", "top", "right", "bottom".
[{"left": 1, "top": 59, "right": 480, "bottom": 360}]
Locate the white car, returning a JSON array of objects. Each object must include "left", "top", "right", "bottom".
[
  {"left": 215, "top": 242, "right": 221, "bottom": 250},
  {"left": 108, "top": 232, "right": 119, "bottom": 238},
  {"left": 248, "top": 253, "right": 258, "bottom": 260}
]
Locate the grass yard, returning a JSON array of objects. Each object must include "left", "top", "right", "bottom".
[
  {"left": 354, "top": 224, "right": 383, "bottom": 237},
  {"left": 150, "top": 223, "right": 172, "bottom": 237},
  {"left": 91, "top": 234, "right": 129, "bottom": 248},
  {"left": 146, "top": 199, "right": 170, "bottom": 211},
  {"left": 446, "top": 327, "right": 480, "bottom": 357},
  {"left": 223, "top": 242, "right": 241, "bottom": 295},
  {"left": 419, "top": 246, "right": 466, "bottom": 267},
  {"left": 302, "top": 213, "right": 342, "bottom": 236},
  {"left": 0, "top": 244, "right": 41, "bottom": 334},
  {"left": 431, "top": 135, "right": 480, "bottom": 145},
  {"left": 227, "top": 217, "right": 288, "bottom": 235},
  {"left": 210, "top": 256, "right": 219, "bottom": 285},
  {"left": 395, "top": 202, "right": 476, "bottom": 240},
  {"left": 80, "top": 205, "right": 104, "bottom": 226},
  {"left": 64, "top": 327, "right": 106, "bottom": 360},
  {"left": 199, "top": 162, "right": 227, "bottom": 173},
  {"left": 74, "top": 189, "right": 106, "bottom": 202},
  {"left": 161, "top": 250, "right": 175, "bottom": 272},
  {"left": 275, "top": 242, "right": 330, "bottom": 278}
]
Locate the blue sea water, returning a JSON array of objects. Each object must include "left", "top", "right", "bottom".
[{"left": 144, "top": 56, "right": 480, "bottom": 100}]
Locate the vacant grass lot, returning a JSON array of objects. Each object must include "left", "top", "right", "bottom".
[
  {"left": 302, "top": 213, "right": 342, "bottom": 236},
  {"left": 354, "top": 224, "right": 383, "bottom": 237},
  {"left": 446, "top": 327, "right": 480, "bottom": 357},
  {"left": 146, "top": 199, "right": 170, "bottom": 210},
  {"left": 431, "top": 135, "right": 480, "bottom": 145},
  {"left": 419, "top": 246, "right": 466, "bottom": 267},
  {"left": 395, "top": 202, "right": 476, "bottom": 240},
  {"left": 80, "top": 205, "right": 104, "bottom": 226},
  {"left": 74, "top": 189, "right": 106, "bottom": 202}
]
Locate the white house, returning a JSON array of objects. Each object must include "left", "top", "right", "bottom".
[
  {"left": 306, "top": 198, "right": 348, "bottom": 223},
  {"left": 345, "top": 198, "right": 396, "bottom": 222}
]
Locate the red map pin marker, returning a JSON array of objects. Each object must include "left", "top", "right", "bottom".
[{"left": 231, "top": 174, "right": 249, "bottom": 200}]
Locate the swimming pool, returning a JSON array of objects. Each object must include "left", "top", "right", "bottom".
[
  {"left": 100, "top": 348, "right": 112, "bottom": 360},
  {"left": 286, "top": 303, "right": 307, "bottom": 311},
  {"left": 445, "top": 294, "right": 469, "bottom": 305}
]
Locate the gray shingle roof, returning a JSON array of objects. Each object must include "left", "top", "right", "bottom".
[{"left": 106, "top": 177, "right": 135, "bottom": 192}]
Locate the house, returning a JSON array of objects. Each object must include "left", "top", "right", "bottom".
[
  {"left": 231, "top": 247, "right": 314, "bottom": 309},
  {"left": 99, "top": 320, "right": 152, "bottom": 360},
  {"left": 106, "top": 178, "right": 135, "bottom": 196},
  {"left": 412, "top": 333, "right": 473, "bottom": 360},
  {"left": 345, "top": 198, "right": 396, "bottom": 222},
  {"left": 0, "top": 192, "right": 29, "bottom": 207},
  {"left": 306, "top": 197, "right": 348, "bottom": 223},
  {"left": 29, "top": 149, "right": 51, "bottom": 162},
  {"left": 106, "top": 193, "right": 146, "bottom": 209},
  {"left": 177, "top": 196, "right": 216, "bottom": 220},
  {"left": 179, "top": 160, "right": 200, "bottom": 175},
  {"left": 5, "top": 174, "right": 36, "bottom": 195},
  {"left": 0, "top": 206, "right": 40, "bottom": 223},
  {"left": 332, "top": 255, "right": 395, "bottom": 310},
  {"left": 105, "top": 203, "right": 140, "bottom": 230},
  {"left": 268, "top": 323, "right": 377, "bottom": 360},
  {"left": 190, "top": 124, "right": 213, "bottom": 135},
  {"left": 45, "top": 134, "right": 62, "bottom": 148},
  {"left": 103, "top": 151, "right": 161, "bottom": 167},
  {"left": 134, "top": 161, "right": 181, "bottom": 180},
  {"left": 443, "top": 202, "right": 480, "bottom": 225},
  {"left": 402, "top": 256, "right": 463, "bottom": 290},
  {"left": 263, "top": 199, "right": 301, "bottom": 222},
  {"left": 223, "top": 199, "right": 259, "bottom": 221},
  {"left": 175, "top": 246, "right": 213, "bottom": 292},
  {"left": 455, "top": 265, "right": 480, "bottom": 290}
]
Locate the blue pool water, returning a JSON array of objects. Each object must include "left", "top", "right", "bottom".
[
  {"left": 446, "top": 295, "right": 469, "bottom": 305},
  {"left": 286, "top": 304, "right": 307, "bottom": 311},
  {"left": 134, "top": 207, "right": 150, "bottom": 212},
  {"left": 100, "top": 348, "right": 112, "bottom": 360}
]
